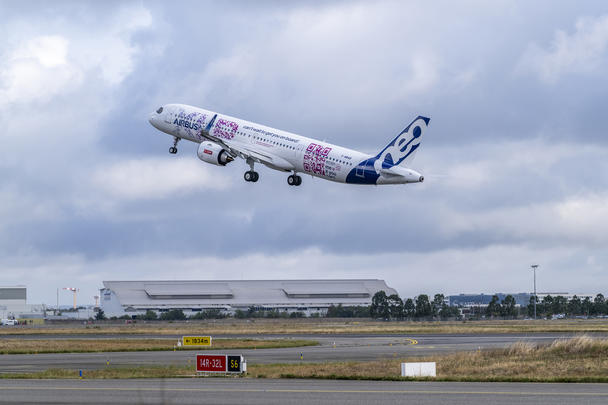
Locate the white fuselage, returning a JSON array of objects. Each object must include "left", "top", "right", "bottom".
[{"left": 149, "top": 103, "right": 424, "bottom": 185}]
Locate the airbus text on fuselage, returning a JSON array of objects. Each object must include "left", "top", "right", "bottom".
[{"left": 148, "top": 104, "right": 429, "bottom": 186}]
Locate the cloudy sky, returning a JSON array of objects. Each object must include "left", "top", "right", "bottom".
[{"left": 1, "top": 1, "right": 607, "bottom": 306}]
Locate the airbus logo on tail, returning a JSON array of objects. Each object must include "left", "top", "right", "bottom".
[{"left": 373, "top": 117, "right": 428, "bottom": 174}]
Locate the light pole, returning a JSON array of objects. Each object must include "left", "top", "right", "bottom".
[{"left": 531, "top": 264, "right": 539, "bottom": 319}]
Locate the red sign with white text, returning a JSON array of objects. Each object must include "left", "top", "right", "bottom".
[{"left": 196, "top": 354, "right": 226, "bottom": 372}]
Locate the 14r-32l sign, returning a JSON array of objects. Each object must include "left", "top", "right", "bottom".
[{"left": 196, "top": 354, "right": 245, "bottom": 373}]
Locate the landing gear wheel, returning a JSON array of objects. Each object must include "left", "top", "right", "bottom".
[
  {"left": 244, "top": 171, "right": 259, "bottom": 182},
  {"left": 288, "top": 174, "right": 302, "bottom": 186}
]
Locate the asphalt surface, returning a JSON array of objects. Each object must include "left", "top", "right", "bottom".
[
  {"left": 1, "top": 379, "right": 607, "bottom": 405},
  {"left": 0, "top": 332, "right": 604, "bottom": 373}
]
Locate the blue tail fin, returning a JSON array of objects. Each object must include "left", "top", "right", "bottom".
[{"left": 374, "top": 116, "right": 430, "bottom": 170}]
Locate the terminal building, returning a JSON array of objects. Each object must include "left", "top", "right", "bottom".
[{"left": 100, "top": 279, "right": 397, "bottom": 318}]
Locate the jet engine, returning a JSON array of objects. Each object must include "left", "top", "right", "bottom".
[{"left": 197, "top": 141, "right": 233, "bottom": 166}]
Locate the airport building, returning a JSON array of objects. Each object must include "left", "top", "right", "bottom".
[
  {"left": 0, "top": 286, "right": 45, "bottom": 321},
  {"left": 448, "top": 292, "right": 598, "bottom": 308},
  {"left": 100, "top": 279, "right": 397, "bottom": 318},
  {"left": 448, "top": 293, "right": 531, "bottom": 307},
  {"left": 0, "top": 286, "right": 27, "bottom": 319}
]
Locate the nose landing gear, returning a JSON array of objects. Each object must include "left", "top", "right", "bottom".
[{"left": 169, "top": 137, "right": 180, "bottom": 154}]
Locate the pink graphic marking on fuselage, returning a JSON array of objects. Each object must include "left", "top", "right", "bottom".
[
  {"left": 303, "top": 142, "right": 331, "bottom": 175},
  {"left": 214, "top": 119, "right": 238, "bottom": 140}
]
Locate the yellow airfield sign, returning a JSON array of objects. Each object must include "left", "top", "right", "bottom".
[{"left": 183, "top": 336, "right": 212, "bottom": 346}]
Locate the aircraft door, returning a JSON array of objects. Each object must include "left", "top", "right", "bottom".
[
  {"left": 355, "top": 159, "right": 369, "bottom": 178},
  {"left": 163, "top": 108, "right": 173, "bottom": 124},
  {"left": 295, "top": 143, "right": 305, "bottom": 170}
]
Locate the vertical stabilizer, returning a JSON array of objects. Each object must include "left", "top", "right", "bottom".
[{"left": 373, "top": 116, "right": 429, "bottom": 172}]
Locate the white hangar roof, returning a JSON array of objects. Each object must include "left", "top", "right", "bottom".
[{"left": 102, "top": 279, "right": 397, "bottom": 309}]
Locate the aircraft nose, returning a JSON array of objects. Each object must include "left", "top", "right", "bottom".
[{"left": 149, "top": 112, "right": 160, "bottom": 128}]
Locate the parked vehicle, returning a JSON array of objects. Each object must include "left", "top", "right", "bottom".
[{"left": 1, "top": 319, "right": 17, "bottom": 326}]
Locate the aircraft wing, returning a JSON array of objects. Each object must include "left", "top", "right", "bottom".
[{"left": 201, "top": 132, "right": 294, "bottom": 172}]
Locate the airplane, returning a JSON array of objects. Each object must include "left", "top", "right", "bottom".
[{"left": 148, "top": 104, "right": 429, "bottom": 186}]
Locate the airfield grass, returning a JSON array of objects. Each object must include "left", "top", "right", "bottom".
[
  {"left": 248, "top": 335, "right": 608, "bottom": 383},
  {"left": 0, "top": 338, "right": 318, "bottom": 355},
  {"left": 4, "top": 336, "right": 608, "bottom": 383},
  {"left": 3, "top": 318, "right": 608, "bottom": 336}
]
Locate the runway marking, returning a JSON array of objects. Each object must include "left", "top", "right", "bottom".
[
  {"left": 0, "top": 385, "right": 607, "bottom": 397},
  {"left": 405, "top": 338, "right": 418, "bottom": 345}
]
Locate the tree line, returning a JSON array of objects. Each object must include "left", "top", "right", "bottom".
[
  {"left": 526, "top": 294, "right": 608, "bottom": 318},
  {"left": 94, "top": 292, "right": 608, "bottom": 321},
  {"left": 369, "top": 291, "right": 460, "bottom": 320}
]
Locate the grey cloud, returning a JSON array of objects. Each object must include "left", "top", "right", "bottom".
[{"left": 2, "top": 1, "right": 608, "bottom": 304}]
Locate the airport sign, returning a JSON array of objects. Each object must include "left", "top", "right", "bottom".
[
  {"left": 196, "top": 354, "right": 245, "bottom": 373},
  {"left": 196, "top": 354, "right": 226, "bottom": 373},
  {"left": 227, "top": 355, "right": 243, "bottom": 372},
  {"left": 183, "top": 336, "right": 212, "bottom": 346}
]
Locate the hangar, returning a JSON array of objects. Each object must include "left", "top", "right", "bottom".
[{"left": 100, "top": 279, "right": 397, "bottom": 318}]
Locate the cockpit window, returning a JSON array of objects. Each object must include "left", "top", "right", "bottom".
[{"left": 156, "top": 107, "right": 163, "bottom": 114}]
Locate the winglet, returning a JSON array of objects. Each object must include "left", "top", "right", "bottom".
[{"left": 205, "top": 114, "right": 218, "bottom": 133}]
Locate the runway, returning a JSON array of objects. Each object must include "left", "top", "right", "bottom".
[
  {"left": 0, "top": 378, "right": 607, "bottom": 404},
  {"left": 0, "top": 333, "right": 601, "bottom": 373}
]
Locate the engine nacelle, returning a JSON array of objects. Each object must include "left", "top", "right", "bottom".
[{"left": 197, "top": 142, "right": 233, "bottom": 166}]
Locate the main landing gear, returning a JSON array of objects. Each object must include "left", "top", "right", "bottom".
[
  {"left": 244, "top": 158, "right": 259, "bottom": 182},
  {"left": 287, "top": 174, "right": 302, "bottom": 186},
  {"left": 169, "top": 137, "right": 180, "bottom": 154},
  {"left": 244, "top": 170, "right": 259, "bottom": 182}
]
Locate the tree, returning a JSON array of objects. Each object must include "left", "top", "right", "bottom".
[
  {"left": 159, "top": 309, "right": 186, "bottom": 321},
  {"left": 552, "top": 296, "right": 568, "bottom": 315},
  {"left": 582, "top": 297, "right": 593, "bottom": 316},
  {"left": 594, "top": 294, "right": 606, "bottom": 315},
  {"left": 486, "top": 295, "right": 501, "bottom": 318},
  {"left": 95, "top": 309, "right": 106, "bottom": 321},
  {"left": 325, "top": 305, "right": 369, "bottom": 318},
  {"left": 403, "top": 298, "right": 416, "bottom": 319},
  {"left": 567, "top": 295, "right": 581, "bottom": 316},
  {"left": 141, "top": 310, "right": 157, "bottom": 320},
  {"left": 527, "top": 296, "right": 537, "bottom": 317},
  {"left": 432, "top": 294, "right": 445, "bottom": 318},
  {"left": 289, "top": 311, "right": 304, "bottom": 318},
  {"left": 501, "top": 295, "right": 517, "bottom": 318},
  {"left": 387, "top": 294, "right": 404, "bottom": 320},
  {"left": 415, "top": 295, "right": 432, "bottom": 318},
  {"left": 541, "top": 295, "right": 554, "bottom": 317},
  {"left": 370, "top": 291, "right": 390, "bottom": 320}
]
